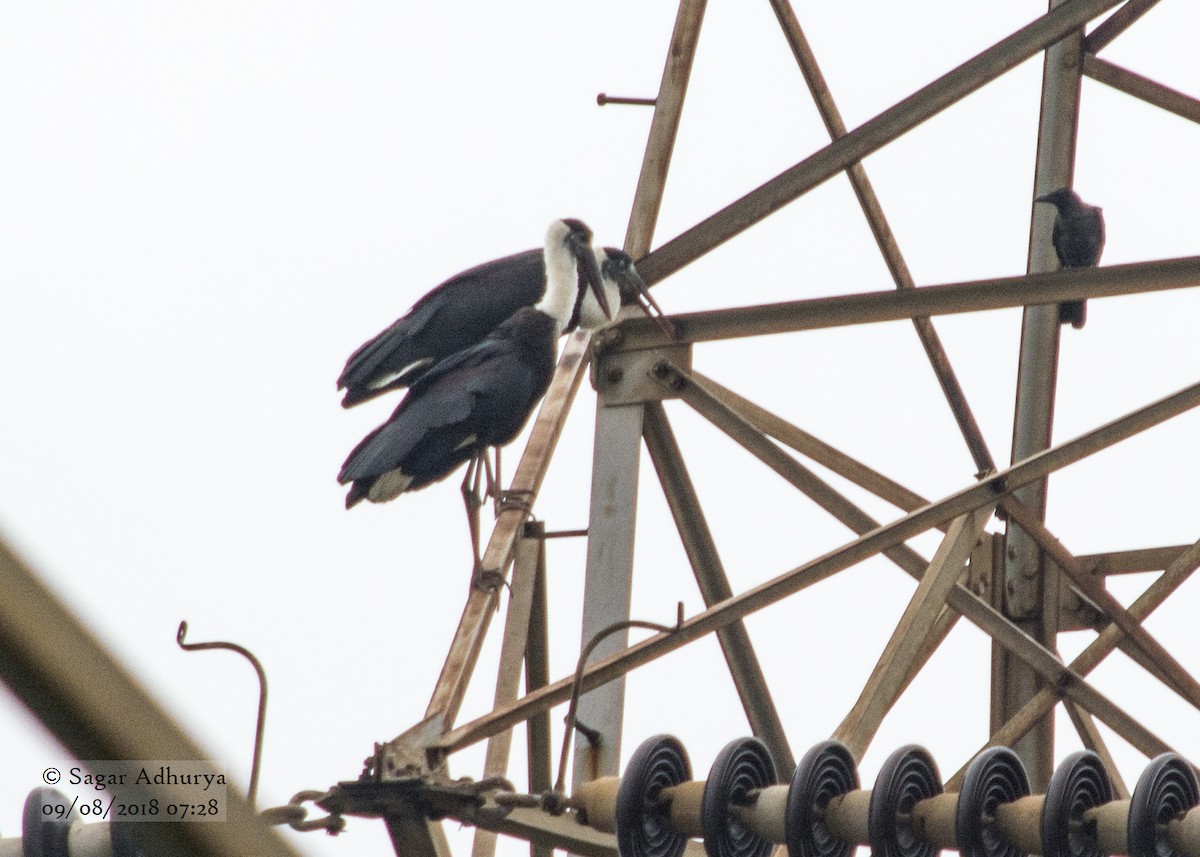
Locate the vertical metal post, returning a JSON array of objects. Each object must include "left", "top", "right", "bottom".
[
  {"left": 571, "top": 403, "right": 644, "bottom": 785},
  {"left": 624, "top": 0, "right": 708, "bottom": 258},
  {"left": 524, "top": 529, "right": 554, "bottom": 857},
  {"left": 569, "top": 0, "right": 707, "bottom": 793},
  {"left": 997, "top": 0, "right": 1084, "bottom": 791},
  {"left": 472, "top": 531, "right": 545, "bottom": 857}
]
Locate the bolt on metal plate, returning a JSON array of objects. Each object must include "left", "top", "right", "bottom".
[{"left": 592, "top": 342, "right": 693, "bottom": 406}]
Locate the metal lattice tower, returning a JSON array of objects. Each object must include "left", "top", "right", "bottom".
[{"left": 1, "top": 2, "right": 1199, "bottom": 856}]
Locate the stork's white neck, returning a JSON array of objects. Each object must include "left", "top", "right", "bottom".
[{"left": 536, "top": 224, "right": 578, "bottom": 335}]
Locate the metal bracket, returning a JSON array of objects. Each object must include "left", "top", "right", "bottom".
[
  {"left": 591, "top": 339, "right": 692, "bottom": 406},
  {"left": 377, "top": 714, "right": 450, "bottom": 782}
]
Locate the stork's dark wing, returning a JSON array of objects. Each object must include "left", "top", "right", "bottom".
[{"left": 337, "top": 249, "right": 544, "bottom": 406}]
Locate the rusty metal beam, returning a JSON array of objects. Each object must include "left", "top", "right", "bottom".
[
  {"left": 947, "top": 536, "right": 1200, "bottom": 791},
  {"left": 999, "top": 0, "right": 1085, "bottom": 788},
  {"left": 836, "top": 508, "right": 993, "bottom": 759},
  {"left": 434, "top": 377, "right": 1200, "bottom": 756},
  {"left": 472, "top": 532, "right": 544, "bottom": 857},
  {"left": 1082, "top": 544, "right": 1193, "bottom": 575},
  {"left": 471, "top": 807, "right": 711, "bottom": 857},
  {"left": 617, "top": 255, "right": 1200, "bottom": 350},
  {"left": 573, "top": 402, "right": 643, "bottom": 787},
  {"left": 1083, "top": 55, "right": 1200, "bottom": 124},
  {"left": 642, "top": 401, "right": 794, "bottom": 770},
  {"left": 1064, "top": 701, "right": 1131, "bottom": 798},
  {"left": 1084, "top": 0, "right": 1162, "bottom": 53},
  {"left": 624, "top": 0, "right": 707, "bottom": 258},
  {"left": 0, "top": 538, "right": 302, "bottom": 857},
  {"left": 524, "top": 533, "right": 553, "bottom": 857},
  {"left": 768, "top": 0, "right": 995, "bottom": 475},
  {"left": 669, "top": 367, "right": 1173, "bottom": 761},
  {"left": 635, "top": 0, "right": 1125, "bottom": 286},
  {"left": 1000, "top": 496, "right": 1200, "bottom": 711},
  {"left": 687, "top": 372, "right": 1168, "bottom": 689},
  {"left": 689, "top": 371, "right": 929, "bottom": 513},
  {"left": 662, "top": 362, "right": 935, "bottom": 582},
  {"left": 420, "top": 332, "right": 592, "bottom": 732}
]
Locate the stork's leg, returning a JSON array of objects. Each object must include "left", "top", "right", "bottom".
[
  {"left": 461, "top": 455, "right": 485, "bottom": 582},
  {"left": 485, "top": 447, "right": 501, "bottom": 515}
]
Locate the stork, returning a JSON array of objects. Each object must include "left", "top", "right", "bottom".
[
  {"left": 337, "top": 240, "right": 670, "bottom": 407},
  {"left": 1035, "top": 187, "right": 1105, "bottom": 329},
  {"left": 338, "top": 219, "right": 610, "bottom": 582}
]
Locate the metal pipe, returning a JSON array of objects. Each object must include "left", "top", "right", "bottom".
[
  {"left": 176, "top": 621, "right": 268, "bottom": 807},
  {"left": 596, "top": 94, "right": 656, "bottom": 107}
]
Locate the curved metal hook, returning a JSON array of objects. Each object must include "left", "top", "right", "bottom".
[
  {"left": 552, "top": 604, "right": 684, "bottom": 797},
  {"left": 177, "top": 620, "right": 268, "bottom": 807}
]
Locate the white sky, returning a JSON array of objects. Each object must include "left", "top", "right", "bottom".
[{"left": 1, "top": 3, "right": 1198, "bottom": 856}]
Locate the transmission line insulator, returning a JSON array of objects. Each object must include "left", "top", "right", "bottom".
[
  {"left": 1125, "top": 753, "right": 1199, "bottom": 857},
  {"left": 786, "top": 740, "right": 859, "bottom": 857},
  {"left": 956, "top": 746, "right": 1032, "bottom": 857},
  {"left": 702, "top": 737, "right": 778, "bottom": 857},
  {"left": 869, "top": 745, "right": 945, "bottom": 857},
  {"left": 575, "top": 737, "right": 1200, "bottom": 857},
  {"left": 614, "top": 734, "right": 693, "bottom": 857},
  {"left": 1043, "top": 751, "right": 1114, "bottom": 857}
]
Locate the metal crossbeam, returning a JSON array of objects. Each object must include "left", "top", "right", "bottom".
[
  {"left": 434, "top": 377, "right": 1200, "bottom": 755},
  {"left": 1000, "top": 496, "right": 1200, "bottom": 710},
  {"left": 616, "top": 255, "right": 1200, "bottom": 350},
  {"left": 768, "top": 0, "right": 995, "bottom": 475},
  {"left": 636, "top": 0, "right": 1125, "bottom": 285},
  {"left": 1083, "top": 55, "right": 1200, "bottom": 124},
  {"left": 836, "top": 509, "right": 993, "bottom": 758},
  {"left": 642, "top": 401, "right": 794, "bottom": 770},
  {"left": 947, "top": 536, "right": 1200, "bottom": 790}
]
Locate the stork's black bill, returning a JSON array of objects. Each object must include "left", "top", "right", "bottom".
[
  {"left": 1035, "top": 187, "right": 1104, "bottom": 330},
  {"left": 562, "top": 220, "right": 610, "bottom": 330}
]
